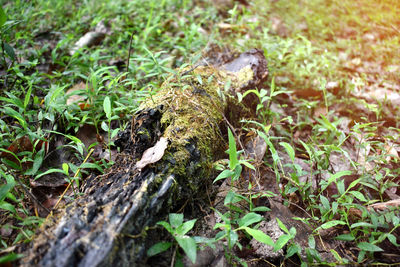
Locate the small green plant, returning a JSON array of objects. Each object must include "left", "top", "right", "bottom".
[
  {"left": 102, "top": 96, "right": 119, "bottom": 162},
  {"left": 238, "top": 77, "right": 287, "bottom": 124},
  {"left": 0, "top": 168, "right": 42, "bottom": 260},
  {"left": 213, "top": 128, "right": 295, "bottom": 264},
  {"left": 147, "top": 213, "right": 198, "bottom": 265}
]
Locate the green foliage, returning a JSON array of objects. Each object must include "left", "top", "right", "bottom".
[
  {"left": 148, "top": 213, "right": 198, "bottom": 264},
  {"left": 213, "top": 127, "right": 294, "bottom": 264},
  {"left": 0, "top": 253, "right": 23, "bottom": 264},
  {"left": 0, "top": 7, "right": 6, "bottom": 27},
  {"left": 0, "top": 169, "right": 43, "bottom": 258}
]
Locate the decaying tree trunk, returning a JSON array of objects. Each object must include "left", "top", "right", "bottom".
[{"left": 23, "top": 49, "right": 268, "bottom": 267}]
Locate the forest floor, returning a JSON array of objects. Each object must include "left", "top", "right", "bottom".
[{"left": 1, "top": 0, "right": 400, "bottom": 266}]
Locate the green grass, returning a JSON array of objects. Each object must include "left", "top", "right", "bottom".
[{"left": 1, "top": 0, "right": 400, "bottom": 265}]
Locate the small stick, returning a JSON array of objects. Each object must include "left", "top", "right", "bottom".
[
  {"left": 126, "top": 31, "right": 135, "bottom": 74},
  {"left": 170, "top": 244, "right": 177, "bottom": 267}
]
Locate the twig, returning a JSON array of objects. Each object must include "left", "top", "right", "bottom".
[
  {"left": 126, "top": 31, "right": 135, "bottom": 75},
  {"left": 179, "top": 65, "right": 200, "bottom": 77},
  {"left": 375, "top": 23, "right": 400, "bottom": 35},
  {"left": 390, "top": 24, "right": 400, "bottom": 35},
  {"left": 170, "top": 244, "right": 177, "bottom": 267}
]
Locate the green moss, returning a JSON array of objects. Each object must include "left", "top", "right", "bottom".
[
  {"left": 141, "top": 68, "right": 223, "bottom": 160},
  {"left": 138, "top": 64, "right": 257, "bottom": 190},
  {"left": 220, "top": 65, "right": 254, "bottom": 93}
]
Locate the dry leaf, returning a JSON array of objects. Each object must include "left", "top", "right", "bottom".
[
  {"left": 0, "top": 136, "right": 48, "bottom": 166},
  {"left": 368, "top": 199, "right": 400, "bottom": 211},
  {"left": 364, "top": 88, "right": 400, "bottom": 106},
  {"left": 384, "top": 142, "right": 399, "bottom": 162},
  {"left": 1, "top": 136, "right": 33, "bottom": 163},
  {"left": 217, "top": 23, "right": 247, "bottom": 34},
  {"left": 69, "top": 31, "right": 105, "bottom": 55},
  {"left": 313, "top": 106, "right": 327, "bottom": 118},
  {"left": 245, "top": 134, "right": 266, "bottom": 162},
  {"left": 66, "top": 82, "right": 86, "bottom": 106},
  {"left": 270, "top": 16, "right": 288, "bottom": 37},
  {"left": 354, "top": 133, "right": 374, "bottom": 171},
  {"left": 385, "top": 188, "right": 399, "bottom": 200},
  {"left": 136, "top": 137, "right": 168, "bottom": 170},
  {"left": 69, "top": 20, "right": 111, "bottom": 55}
]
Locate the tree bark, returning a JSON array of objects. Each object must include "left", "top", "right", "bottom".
[{"left": 22, "top": 49, "right": 268, "bottom": 267}]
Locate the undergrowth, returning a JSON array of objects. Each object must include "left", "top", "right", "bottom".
[{"left": 1, "top": 0, "right": 400, "bottom": 265}]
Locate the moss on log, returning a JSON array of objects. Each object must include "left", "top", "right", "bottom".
[{"left": 22, "top": 49, "right": 268, "bottom": 267}]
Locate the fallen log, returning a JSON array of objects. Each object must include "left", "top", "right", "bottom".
[{"left": 23, "top": 49, "right": 268, "bottom": 266}]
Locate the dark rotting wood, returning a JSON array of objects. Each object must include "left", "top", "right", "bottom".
[{"left": 22, "top": 49, "right": 268, "bottom": 267}]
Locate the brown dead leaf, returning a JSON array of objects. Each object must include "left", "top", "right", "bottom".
[
  {"left": 353, "top": 133, "right": 374, "bottom": 171},
  {"left": 384, "top": 142, "right": 399, "bottom": 162},
  {"left": 244, "top": 133, "right": 267, "bottom": 162},
  {"left": 136, "top": 137, "right": 168, "bottom": 170},
  {"left": 292, "top": 88, "right": 323, "bottom": 98},
  {"left": 66, "top": 82, "right": 87, "bottom": 107},
  {"left": 75, "top": 124, "right": 117, "bottom": 161},
  {"left": 364, "top": 88, "right": 400, "bottom": 106},
  {"left": 347, "top": 207, "right": 363, "bottom": 219},
  {"left": 313, "top": 106, "right": 327, "bottom": 118},
  {"left": 368, "top": 199, "right": 400, "bottom": 211},
  {"left": 385, "top": 188, "right": 399, "bottom": 200},
  {"left": 41, "top": 197, "right": 60, "bottom": 211},
  {"left": 75, "top": 124, "right": 98, "bottom": 149},
  {"left": 0, "top": 136, "right": 48, "bottom": 169},
  {"left": 0, "top": 136, "right": 33, "bottom": 163},
  {"left": 217, "top": 23, "right": 247, "bottom": 34},
  {"left": 270, "top": 16, "right": 288, "bottom": 37}
]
